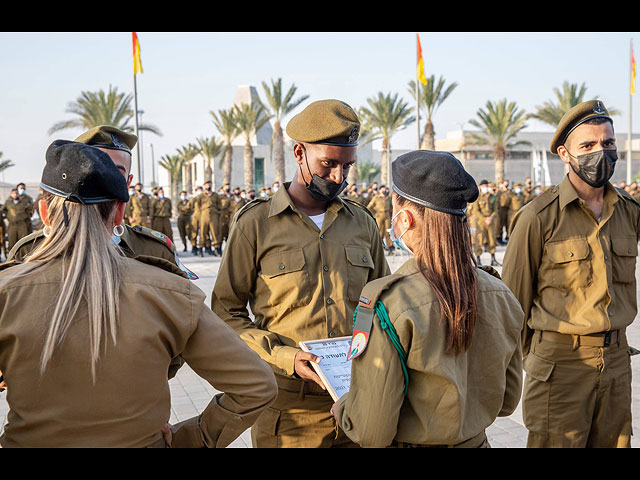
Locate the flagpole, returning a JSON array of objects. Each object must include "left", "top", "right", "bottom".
[
  {"left": 416, "top": 34, "right": 420, "bottom": 149},
  {"left": 133, "top": 72, "right": 141, "bottom": 185},
  {"left": 628, "top": 38, "right": 633, "bottom": 185}
]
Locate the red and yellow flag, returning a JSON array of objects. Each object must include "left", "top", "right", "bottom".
[
  {"left": 132, "top": 32, "right": 143, "bottom": 75},
  {"left": 632, "top": 44, "right": 636, "bottom": 95},
  {"left": 417, "top": 33, "right": 427, "bottom": 86}
]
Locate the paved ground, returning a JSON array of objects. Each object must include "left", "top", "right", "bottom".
[{"left": 1, "top": 226, "right": 639, "bottom": 448}]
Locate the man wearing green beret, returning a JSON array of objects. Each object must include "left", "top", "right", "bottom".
[
  {"left": 502, "top": 100, "right": 640, "bottom": 448},
  {"left": 211, "top": 99, "right": 390, "bottom": 448}
]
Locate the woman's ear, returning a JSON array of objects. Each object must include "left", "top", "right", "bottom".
[
  {"left": 114, "top": 201, "right": 126, "bottom": 227},
  {"left": 39, "top": 199, "right": 49, "bottom": 226}
]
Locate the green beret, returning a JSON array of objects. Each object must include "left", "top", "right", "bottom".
[
  {"left": 286, "top": 99, "right": 360, "bottom": 147},
  {"left": 74, "top": 125, "right": 137, "bottom": 155},
  {"left": 550, "top": 100, "right": 612, "bottom": 154}
]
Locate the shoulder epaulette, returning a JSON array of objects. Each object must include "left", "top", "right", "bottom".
[
  {"left": 615, "top": 186, "right": 640, "bottom": 208},
  {"left": 234, "top": 197, "right": 268, "bottom": 221},
  {"left": 478, "top": 265, "right": 502, "bottom": 280},
  {"left": 343, "top": 197, "right": 376, "bottom": 221},
  {"left": 531, "top": 186, "right": 560, "bottom": 214},
  {"left": 129, "top": 224, "right": 176, "bottom": 253},
  {"left": 6, "top": 229, "right": 45, "bottom": 262}
]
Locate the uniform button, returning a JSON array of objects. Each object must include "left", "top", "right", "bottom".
[
  {"left": 329, "top": 331, "right": 336, "bottom": 338},
  {"left": 320, "top": 234, "right": 325, "bottom": 239},
  {"left": 629, "top": 248, "right": 633, "bottom": 254},
  {"left": 279, "top": 264, "right": 285, "bottom": 270},
  {"left": 362, "top": 257, "right": 368, "bottom": 263},
  {"left": 327, "top": 298, "right": 333, "bottom": 305},
  {"left": 568, "top": 252, "right": 574, "bottom": 257},
  {"left": 323, "top": 265, "right": 329, "bottom": 272},
  {"left": 604, "top": 255, "right": 608, "bottom": 261}
]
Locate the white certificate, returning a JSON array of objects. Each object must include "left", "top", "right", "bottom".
[{"left": 299, "top": 336, "right": 352, "bottom": 402}]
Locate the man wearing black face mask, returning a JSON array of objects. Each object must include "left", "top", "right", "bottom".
[
  {"left": 211, "top": 99, "right": 390, "bottom": 448},
  {"left": 502, "top": 100, "right": 640, "bottom": 448}
]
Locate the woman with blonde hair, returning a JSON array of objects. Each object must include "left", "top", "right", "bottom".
[
  {"left": 332, "top": 150, "right": 524, "bottom": 448},
  {"left": 0, "top": 140, "right": 277, "bottom": 447}
]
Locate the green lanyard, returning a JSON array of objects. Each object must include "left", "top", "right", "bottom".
[{"left": 353, "top": 302, "right": 409, "bottom": 396}]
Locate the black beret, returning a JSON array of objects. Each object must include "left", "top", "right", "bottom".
[
  {"left": 392, "top": 150, "right": 479, "bottom": 216},
  {"left": 41, "top": 140, "right": 129, "bottom": 204}
]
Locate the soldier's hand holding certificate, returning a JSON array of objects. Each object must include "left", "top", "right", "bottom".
[{"left": 299, "top": 337, "right": 352, "bottom": 402}]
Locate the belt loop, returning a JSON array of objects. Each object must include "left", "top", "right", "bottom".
[{"left": 571, "top": 334, "right": 580, "bottom": 350}]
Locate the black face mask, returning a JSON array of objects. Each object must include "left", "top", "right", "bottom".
[
  {"left": 568, "top": 149, "right": 617, "bottom": 188},
  {"left": 299, "top": 147, "right": 347, "bottom": 202}
]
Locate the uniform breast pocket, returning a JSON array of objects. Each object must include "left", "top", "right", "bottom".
[
  {"left": 260, "top": 248, "right": 312, "bottom": 310},
  {"left": 545, "top": 238, "right": 592, "bottom": 289},
  {"left": 345, "top": 245, "right": 374, "bottom": 301},
  {"left": 611, "top": 235, "right": 638, "bottom": 284}
]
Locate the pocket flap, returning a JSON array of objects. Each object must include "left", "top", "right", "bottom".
[
  {"left": 261, "top": 248, "right": 306, "bottom": 278},
  {"left": 611, "top": 235, "right": 638, "bottom": 257},
  {"left": 345, "top": 245, "right": 374, "bottom": 269},
  {"left": 523, "top": 352, "right": 555, "bottom": 382},
  {"left": 546, "top": 238, "right": 590, "bottom": 263}
]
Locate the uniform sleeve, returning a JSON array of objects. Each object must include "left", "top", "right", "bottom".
[
  {"left": 170, "top": 301, "right": 278, "bottom": 448},
  {"left": 499, "top": 314, "right": 524, "bottom": 416},
  {"left": 210, "top": 219, "right": 299, "bottom": 377},
  {"left": 501, "top": 205, "right": 543, "bottom": 356},
  {"left": 335, "top": 311, "right": 405, "bottom": 447},
  {"left": 368, "top": 216, "right": 391, "bottom": 281}
]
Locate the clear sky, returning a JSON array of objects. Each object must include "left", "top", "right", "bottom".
[{"left": 1, "top": 31, "right": 638, "bottom": 186}]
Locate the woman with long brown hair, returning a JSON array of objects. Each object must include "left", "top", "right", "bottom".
[
  {"left": 0, "top": 140, "right": 277, "bottom": 447},
  {"left": 332, "top": 150, "right": 524, "bottom": 448}
]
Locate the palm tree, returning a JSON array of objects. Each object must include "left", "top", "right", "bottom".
[
  {"left": 260, "top": 78, "right": 309, "bottom": 183},
  {"left": 176, "top": 143, "right": 199, "bottom": 193},
  {"left": 355, "top": 159, "right": 381, "bottom": 185},
  {"left": 159, "top": 154, "right": 184, "bottom": 207},
  {"left": 196, "top": 136, "right": 224, "bottom": 186},
  {"left": 48, "top": 84, "right": 162, "bottom": 137},
  {"left": 211, "top": 108, "right": 239, "bottom": 186},
  {"left": 530, "top": 81, "right": 620, "bottom": 127},
  {"left": 468, "top": 99, "right": 529, "bottom": 184},
  {"left": 358, "top": 92, "right": 415, "bottom": 186},
  {"left": 347, "top": 125, "right": 381, "bottom": 186},
  {"left": 0, "top": 152, "right": 15, "bottom": 174},
  {"left": 232, "top": 102, "right": 272, "bottom": 191},
  {"left": 407, "top": 75, "right": 458, "bottom": 150}
]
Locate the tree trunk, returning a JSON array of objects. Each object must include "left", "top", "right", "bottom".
[
  {"left": 172, "top": 177, "right": 179, "bottom": 216},
  {"left": 273, "top": 121, "right": 285, "bottom": 184},
  {"left": 494, "top": 146, "right": 506, "bottom": 184},
  {"left": 381, "top": 138, "right": 390, "bottom": 186},
  {"left": 244, "top": 139, "right": 254, "bottom": 192},
  {"left": 205, "top": 157, "right": 213, "bottom": 185},
  {"left": 422, "top": 118, "right": 435, "bottom": 150},
  {"left": 223, "top": 144, "right": 233, "bottom": 186}
]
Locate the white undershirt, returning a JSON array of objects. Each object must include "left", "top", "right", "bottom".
[{"left": 309, "top": 213, "right": 325, "bottom": 230}]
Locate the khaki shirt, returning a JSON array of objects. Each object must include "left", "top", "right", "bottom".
[
  {"left": 219, "top": 194, "right": 232, "bottom": 219},
  {"left": 502, "top": 175, "right": 640, "bottom": 354},
  {"left": 151, "top": 197, "right": 172, "bottom": 218},
  {"left": 3, "top": 198, "right": 32, "bottom": 224},
  {"left": 195, "top": 192, "right": 220, "bottom": 218},
  {"left": 335, "top": 258, "right": 523, "bottom": 447},
  {"left": 230, "top": 196, "right": 247, "bottom": 217},
  {"left": 509, "top": 193, "right": 526, "bottom": 212},
  {"left": 366, "top": 195, "right": 387, "bottom": 219},
  {"left": 0, "top": 256, "right": 277, "bottom": 448},
  {"left": 129, "top": 194, "right": 150, "bottom": 226},
  {"left": 473, "top": 193, "right": 496, "bottom": 219},
  {"left": 211, "top": 184, "right": 390, "bottom": 377},
  {"left": 177, "top": 199, "right": 193, "bottom": 218},
  {"left": 498, "top": 190, "right": 512, "bottom": 208}
]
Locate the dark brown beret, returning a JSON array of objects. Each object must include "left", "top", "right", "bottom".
[
  {"left": 550, "top": 100, "right": 612, "bottom": 154},
  {"left": 74, "top": 125, "right": 137, "bottom": 154},
  {"left": 286, "top": 99, "right": 360, "bottom": 147}
]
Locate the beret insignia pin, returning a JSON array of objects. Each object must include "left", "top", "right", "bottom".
[
  {"left": 593, "top": 101, "right": 605, "bottom": 115},
  {"left": 111, "top": 134, "right": 125, "bottom": 149},
  {"left": 348, "top": 127, "right": 359, "bottom": 143}
]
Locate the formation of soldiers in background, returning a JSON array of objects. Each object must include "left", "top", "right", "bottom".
[{"left": 5, "top": 175, "right": 640, "bottom": 264}]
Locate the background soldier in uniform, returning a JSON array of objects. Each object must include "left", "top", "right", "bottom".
[
  {"left": 503, "top": 100, "right": 639, "bottom": 448},
  {"left": 496, "top": 180, "right": 512, "bottom": 245},
  {"left": 508, "top": 182, "right": 526, "bottom": 230},
  {"left": 150, "top": 187, "right": 173, "bottom": 243},
  {"left": 471, "top": 180, "right": 500, "bottom": 267},
  {"left": 177, "top": 190, "right": 193, "bottom": 252},
  {"left": 194, "top": 180, "right": 220, "bottom": 256},
  {"left": 189, "top": 186, "right": 203, "bottom": 255},
  {"left": 3, "top": 189, "right": 31, "bottom": 252},
  {"left": 218, "top": 183, "right": 233, "bottom": 252},
  {"left": 129, "top": 183, "right": 150, "bottom": 228},
  {"left": 16, "top": 183, "right": 34, "bottom": 235},
  {"left": 211, "top": 99, "right": 390, "bottom": 448},
  {"left": 366, "top": 186, "right": 393, "bottom": 253}
]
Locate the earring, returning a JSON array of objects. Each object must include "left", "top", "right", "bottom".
[
  {"left": 113, "top": 224, "right": 125, "bottom": 237},
  {"left": 43, "top": 225, "right": 52, "bottom": 238}
]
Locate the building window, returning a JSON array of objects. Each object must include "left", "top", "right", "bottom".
[{"left": 255, "top": 158, "right": 265, "bottom": 188}]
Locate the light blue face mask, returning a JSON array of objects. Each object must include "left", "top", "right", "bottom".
[{"left": 388, "top": 210, "right": 412, "bottom": 253}]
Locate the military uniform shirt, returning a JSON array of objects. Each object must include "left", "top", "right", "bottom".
[
  {"left": 211, "top": 183, "right": 390, "bottom": 377},
  {"left": 502, "top": 174, "right": 640, "bottom": 351}
]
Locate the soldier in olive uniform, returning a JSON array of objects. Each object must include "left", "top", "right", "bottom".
[
  {"left": 503, "top": 100, "right": 640, "bottom": 448},
  {"left": 150, "top": 187, "right": 173, "bottom": 243},
  {"left": 471, "top": 180, "right": 500, "bottom": 267},
  {"left": 16, "top": 183, "right": 34, "bottom": 235},
  {"left": 218, "top": 183, "right": 233, "bottom": 252},
  {"left": 211, "top": 99, "right": 390, "bottom": 448},
  {"left": 496, "top": 180, "right": 512, "bottom": 245},
  {"left": 3, "top": 189, "right": 31, "bottom": 251},
  {"left": 129, "top": 183, "right": 150, "bottom": 227},
  {"left": 229, "top": 187, "right": 247, "bottom": 222},
  {"left": 176, "top": 190, "right": 193, "bottom": 252},
  {"left": 366, "top": 187, "right": 393, "bottom": 253},
  {"left": 333, "top": 151, "right": 523, "bottom": 448},
  {"left": 508, "top": 182, "right": 526, "bottom": 230},
  {"left": 194, "top": 181, "right": 220, "bottom": 256}
]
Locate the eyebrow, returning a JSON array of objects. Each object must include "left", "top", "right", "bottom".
[{"left": 578, "top": 137, "right": 616, "bottom": 147}]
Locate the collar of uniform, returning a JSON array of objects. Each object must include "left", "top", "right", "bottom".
[
  {"left": 268, "top": 182, "right": 350, "bottom": 218},
  {"left": 558, "top": 174, "right": 619, "bottom": 210}
]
